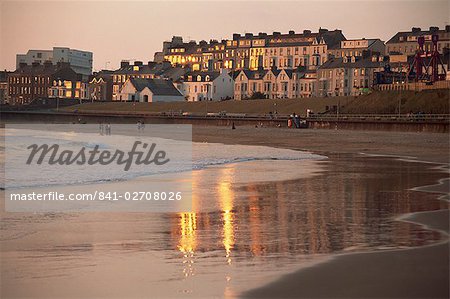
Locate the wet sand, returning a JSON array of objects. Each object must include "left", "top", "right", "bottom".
[
  {"left": 189, "top": 127, "right": 449, "bottom": 299},
  {"left": 243, "top": 210, "right": 449, "bottom": 299}
]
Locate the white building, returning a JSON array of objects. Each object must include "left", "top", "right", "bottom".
[
  {"left": 183, "top": 69, "right": 234, "bottom": 101},
  {"left": 16, "top": 47, "right": 93, "bottom": 76},
  {"left": 117, "top": 78, "right": 184, "bottom": 102}
]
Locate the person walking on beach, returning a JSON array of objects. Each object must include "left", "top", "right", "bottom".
[
  {"left": 137, "top": 121, "right": 141, "bottom": 132},
  {"left": 99, "top": 122, "right": 104, "bottom": 135},
  {"left": 141, "top": 120, "right": 145, "bottom": 132},
  {"left": 106, "top": 123, "right": 111, "bottom": 135}
]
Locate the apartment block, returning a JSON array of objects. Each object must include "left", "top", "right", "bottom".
[
  {"left": 233, "top": 67, "right": 317, "bottom": 100},
  {"left": 386, "top": 26, "right": 450, "bottom": 56},
  {"left": 161, "top": 28, "right": 346, "bottom": 72},
  {"left": 16, "top": 47, "right": 93, "bottom": 76},
  {"left": 317, "top": 54, "right": 386, "bottom": 97},
  {"left": 8, "top": 61, "right": 86, "bottom": 105}
]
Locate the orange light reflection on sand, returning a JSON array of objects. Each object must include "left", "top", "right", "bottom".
[
  {"left": 177, "top": 171, "right": 200, "bottom": 278},
  {"left": 218, "top": 166, "right": 235, "bottom": 265}
]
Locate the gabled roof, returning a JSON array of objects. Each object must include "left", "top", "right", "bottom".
[
  {"left": 279, "top": 69, "right": 293, "bottom": 79},
  {"left": 234, "top": 69, "right": 267, "bottom": 80},
  {"left": 129, "top": 78, "right": 182, "bottom": 96},
  {"left": 266, "top": 68, "right": 281, "bottom": 77},
  {"left": 89, "top": 70, "right": 113, "bottom": 82}
]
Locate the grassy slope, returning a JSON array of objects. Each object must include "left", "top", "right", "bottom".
[
  {"left": 62, "top": 89, "right": 449, "bottom": 116},
  {"left": 341, "top": 90, "right": 450, "bottom": 114}
]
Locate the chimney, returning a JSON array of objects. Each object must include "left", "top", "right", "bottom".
[
  {"left": 446, "top": 25, "right": 450, "bottom": 32},
  {"left": 273, "top": 31, "right": 281, "bottom": 36},
  {"left": 258, "top": 32, "right": 267, "bottom": 37},
  {"left": 429, "top": 26, "right": 439, "bottom": 32},
  {"left": 134, "top": 61, "right": 143, "bottom": 66},
  {"left": 148, "top": 61, "right": 156, "bottom": 68},
  {"left": 412, "top": 27, "right": 421, "bottom": 33},
  {"left": 245, "top": 33, "right": 253, "bottom": 38},
  {"left": 233, "top": 33, "right": 240, "bottom": 40},
  {"left": 289, "top": 30, "right": 295, "bottom": 35},
  {"left": 303, "top": 30, "right": 311, "bottom": 35},
  {"left": 319, "top": 28, "right": 328, "bottom": 33},
  {"left": 120, "top": 61, "right": 130, "bottom": 68}
]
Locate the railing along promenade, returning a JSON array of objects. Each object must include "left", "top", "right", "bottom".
[
  {"left": 306, "top": 113, "right": 450, "bottom": 123},
  {"left": 1, "top": 110, "right": 449, "bottom": 132}
]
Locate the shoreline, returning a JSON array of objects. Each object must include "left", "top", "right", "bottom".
[
  {"left": 192, "top": 126, "right": 450, "bottom": 164},
  {"left": 243, "top": 190, "right": 449, "bottom": 299},
  {"left": 242, "top": 209, "right": 449, "bottom": 298},
  {"left": 227, "top": 128, "right": 449, "bottom": 298}
]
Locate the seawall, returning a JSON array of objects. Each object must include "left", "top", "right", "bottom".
[{"left": 1, "top": 111, "right": 448, "bottom": 133}]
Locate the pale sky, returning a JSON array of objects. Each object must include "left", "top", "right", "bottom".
[{"left": 0, "top": 0, "right": 448, "bottom": 72}]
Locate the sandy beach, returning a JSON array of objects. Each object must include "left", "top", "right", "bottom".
[
  {"left": 1, "top": 126, "right": 449, "bottom": 298},
  {"left": 192, "top": 126, "right": 450, "bottom": 164}
]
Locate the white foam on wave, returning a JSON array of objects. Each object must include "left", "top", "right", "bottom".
[{"left": 4, "top": 129, "right": 326, "bottom": 189}]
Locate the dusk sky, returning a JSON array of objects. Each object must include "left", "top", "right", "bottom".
[{"left": 1, "top": 1, "right": 448, "bottom": 72}]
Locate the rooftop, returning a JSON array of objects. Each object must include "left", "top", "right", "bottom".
[{"left": 129, "top": 78, "right": 182, "bottom": 96}]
